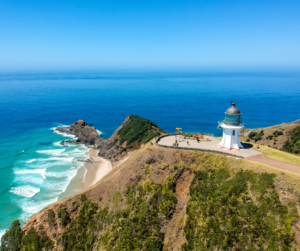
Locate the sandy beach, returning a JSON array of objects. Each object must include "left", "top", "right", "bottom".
[
  {"left": 84, "top": 149, "right": 113, "bottom": 189},
  {"left": 58, "top": 148, "right": 113, "bottom": 200}
]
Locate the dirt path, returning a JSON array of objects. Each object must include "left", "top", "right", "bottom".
[{"left": 247, "top": 154, "right": 300, "bottom": 173}]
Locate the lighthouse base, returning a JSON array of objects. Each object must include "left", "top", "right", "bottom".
[{"left": 218, "top": 124, "right": 244, "bottom": 150}]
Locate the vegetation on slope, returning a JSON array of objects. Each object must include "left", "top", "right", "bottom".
[
  {"left": 58, "top": 176, "right": 176, "bottom": 251},
  {"left": 2, "top": 148, "right": 300, "bottom": 251},
  {"left": 1, "top": 220, "right": 53, "bottom": 251},
  {"left": 282, "top": 126, "right": 300, "bottom": 154},
  {"left": 117, "top": 115, "right": 166, "bottom": 146},
  {"left": 182, "top": 169, "right": 297, "bottom": 250}
]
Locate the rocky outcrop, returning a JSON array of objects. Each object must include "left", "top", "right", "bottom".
[
  {"left": 56, "top": 120, "right": 105, "bottom": 148},
  {"left": 98, "top": 116, "right": 130, "bottom": 160}
]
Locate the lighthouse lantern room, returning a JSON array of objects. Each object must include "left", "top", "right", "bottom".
[{"left": 218, "top": 102, "right": 244, "bottom": 150}]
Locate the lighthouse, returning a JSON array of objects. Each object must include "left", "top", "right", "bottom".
[{"left": 218, "top": 102, "right": 244, "bottom": 150}]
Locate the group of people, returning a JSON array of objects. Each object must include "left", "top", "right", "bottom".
[{"left": 173, "top": 133, "right": 204, "bottom": 147}]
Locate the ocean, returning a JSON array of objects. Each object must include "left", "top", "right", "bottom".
[{"left": 0, "top": 70, "right": 300, "bottom": 237}]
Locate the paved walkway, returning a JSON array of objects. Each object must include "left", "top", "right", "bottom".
[
  {"left": 158, "top": 135, "right": 260, "bottom": 158},
  {"left": 246, "top": 154, "right": 300, "bottom": 173},
  {"left": 157, "top": 135, "right": 300, "bottom": 174}
]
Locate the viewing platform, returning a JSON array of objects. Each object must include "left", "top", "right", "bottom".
[{"left": 156, "top": 134, "right": 260, "bottom": 158}]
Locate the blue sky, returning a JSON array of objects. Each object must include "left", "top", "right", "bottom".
[{"left": 0, "top": 0, "right": 299, "bottom": 71}]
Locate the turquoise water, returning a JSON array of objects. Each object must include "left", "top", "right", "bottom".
[{"left": 0, "top": 70, "right": 300, "bottom": 237}]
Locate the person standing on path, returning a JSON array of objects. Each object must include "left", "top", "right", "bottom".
[{"left": 196, "top": 135, "right": 199, "bottom": 142}]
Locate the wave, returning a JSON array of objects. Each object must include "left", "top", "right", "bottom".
[
  {"left": 0, "top": 230, "right": 6, "bottom": 243},
  {"left": 47, "top": 157, "right": 74, "bottom": 163},
  {"left": 53, "top": 127, "right": 77, "bottom": 139},
  {"left": 14, "top": 168, "right": 46, "bottom": 179},
  {"left": 10, "top": 185, "right": 40, "bottom": 198},
  {"left": 26, "top": 159, "right": 36, "bottom": 163},
  {"left": 53, "top": 141, "right": 63, "bottom": 146},
  {"left": 36, "top": 149, "right": 66, "bottom": 155}
]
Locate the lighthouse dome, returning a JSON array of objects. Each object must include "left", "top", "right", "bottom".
[
  {"left": 225, "top": 102, "right": 241, "bottom": 115},
  {"left": 223, "top": 102, "right": 242, "bottom": 125}
]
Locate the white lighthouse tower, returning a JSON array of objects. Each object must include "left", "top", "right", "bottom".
[{"left": 218, "top": 102, "right": 244, "bottom": 150}]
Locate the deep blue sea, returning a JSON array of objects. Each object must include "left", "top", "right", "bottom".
[{"left": 0, "top": 70, "right": 300, "bottom": 237}]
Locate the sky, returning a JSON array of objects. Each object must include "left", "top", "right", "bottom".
[{"left": 0, "top": 0, "right": 300, "bottom": 71}]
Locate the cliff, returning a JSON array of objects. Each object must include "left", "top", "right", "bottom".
[{"left": 97, "top": 115, "right": 166, "bottom": 161}]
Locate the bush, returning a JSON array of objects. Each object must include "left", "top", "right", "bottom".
[
  {"left": 112, "top": 138, "right": 118, "bottom": 146},
  {"left": 248, "top": 132, "right": 257, "bottom": 139},
  {"left": 57, "top": 207, "right": 70, "bottom": 227},
  {"left": 246, "top": 138, "right": 250, "bottom": 142},
  {"left": 21, "top": 228, "right": 53, "bottom": 251},
  {"left": 48, "top": 209, "right": 55, "bottom": 222},
  {"left": 80, "top": 193, "right": 87, "bottom": 202},
  {"left": 282, "top": 126, "right": 300, "bottom": 154},
  {"left": 120, "top": 147, "right": 126, "bottom": 154},
  {"left": 0, "top": 220, "right": 23, "bottom": 251}
]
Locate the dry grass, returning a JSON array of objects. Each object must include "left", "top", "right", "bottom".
[{"left": 256, "top": 144, "right": 300, "bottom": 167}]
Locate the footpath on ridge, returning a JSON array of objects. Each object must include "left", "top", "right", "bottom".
[{"left": 246, "top": 154, "right": 300, "bottom": 174}]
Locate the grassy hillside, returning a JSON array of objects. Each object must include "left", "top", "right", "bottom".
[
  {"left": 282, "top": 126, "right": 300, "bottom": 155},
  {"left": 244, "top": 119, "right": 300, "bottom": 150},
  {"left": 3, "top": 144, "right": 300, "bottom": 250}
]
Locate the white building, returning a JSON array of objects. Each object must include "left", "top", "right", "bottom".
[{"left": 218, "top": 102, "right": 244, "bottom": 150}]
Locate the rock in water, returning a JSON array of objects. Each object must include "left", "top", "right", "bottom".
[
  {"left": 55, "top": 126, "right": 72, "bottom": 135},
  {"left": 69, "top": 120, "right": 105, "bottom": 148}
]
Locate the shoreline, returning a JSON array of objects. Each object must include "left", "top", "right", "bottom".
[{"left": 58, "top": 148, "right": 113, "bottom": 200}]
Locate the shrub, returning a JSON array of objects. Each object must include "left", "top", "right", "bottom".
[
  {"left": 21, "top": 228, "right": 53, "bottom": 251},
  {"left": 246, "top": 138, "right": 250, "bottom": 142},
  {"left": 0, "top": 220, "right": 23, "bottom": 251},
  {"left": 57, "top": 207, "right": 70, "bottom": 227},
  {"left": 273, "top": 130, "right": 284, "bottom": 137},
  {"left": 80, "top": 193, "right": 87, "bottom": 202},
  {"left": 248, "top": 132, "right": 257, "bottom": 139},
  {"left": 120, "top": 147, "right": 126, "bottom": 154},
  {"left": 145, "top": 165, "right": 150, "bottom": 175},
  {"left": 112, "top": 138, "right": 118, "bottom": 146},
  {"left": 282, "top": 126, "right": 300, "bottom": 154}
]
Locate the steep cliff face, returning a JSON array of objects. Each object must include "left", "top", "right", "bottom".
[{"left": 98, "top": 115, "right": 166, "bottom": 161}]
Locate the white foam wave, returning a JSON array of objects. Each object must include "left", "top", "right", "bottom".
[
  {"left": 26, "top": 159, "right": 36, "bottom": 163},
  {"left": 19, "top": 197, "right": 58, "bottom": 222},
  {"left": 14, "top": 168, "right": 46, "bottom": 179},
  {"left": 96, "top": 130, "right": 102, "bottom": 135},
  {"left": 0, "top": 230, "right": 6, "bottom": 243},
  {"left": 48, "top": 157, "right": 74, "bottom": 162},
  {"left": 36, "top": 149, "right": 65, "bottom": 155},
  {"left": 53, "top": 127, "right": 77, "bottom": 139},
  {"left": 10, "top": 185, "right": 40, "bottom": 198},
  {"left": 53, "top": 141, "right": 63, "bottom": 146}
]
